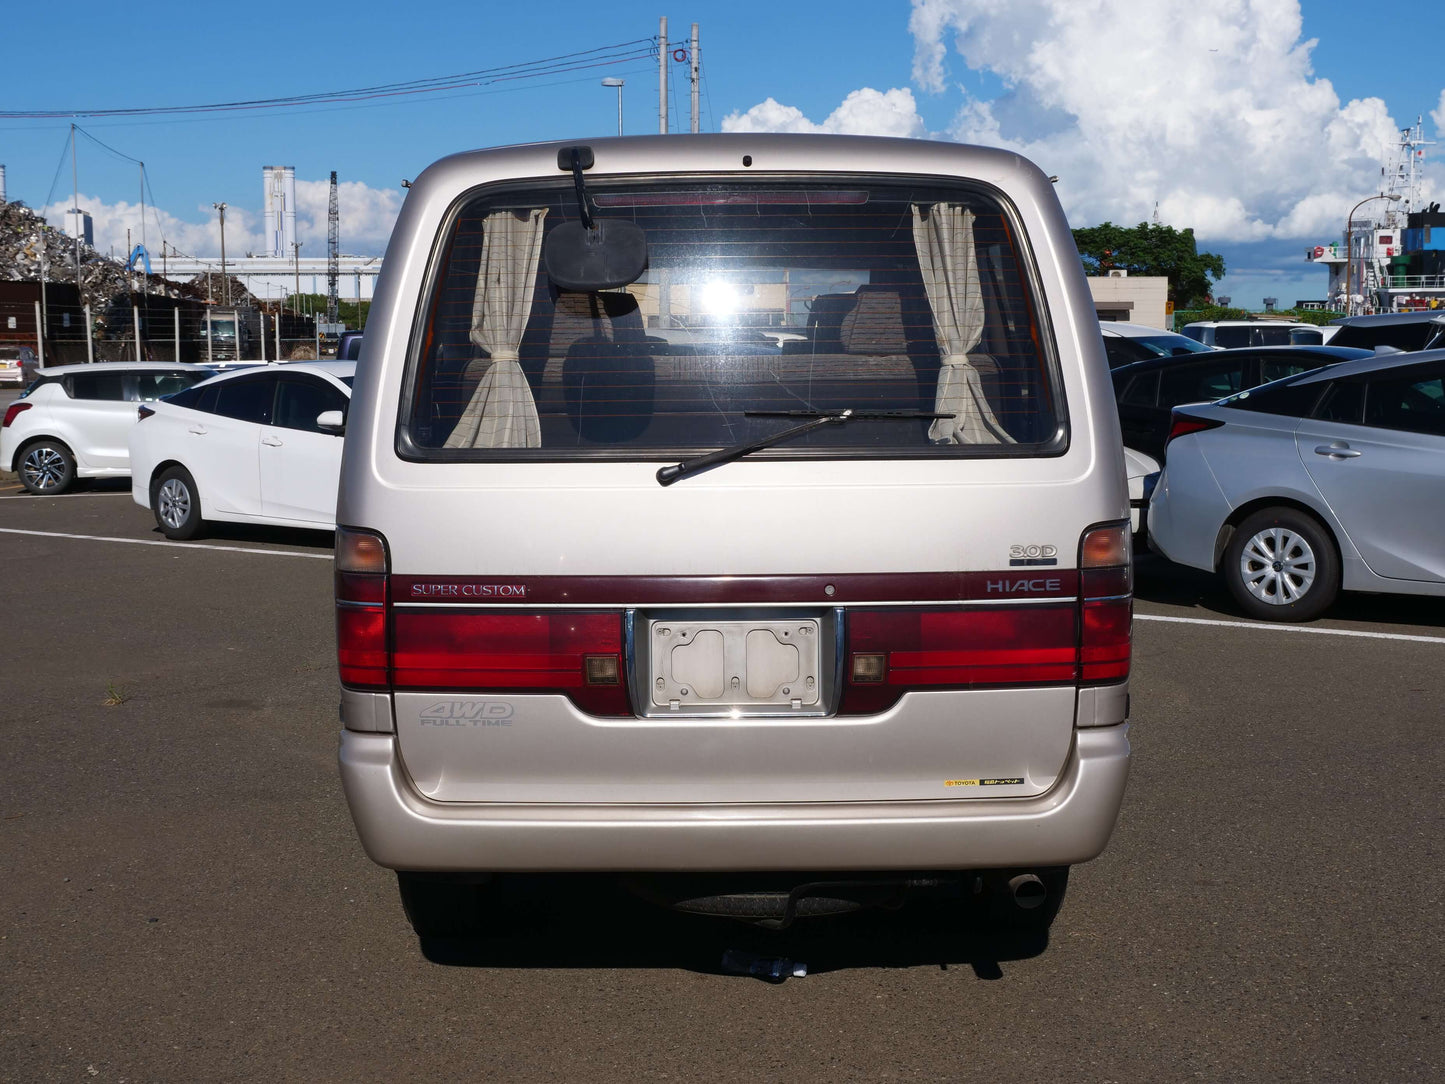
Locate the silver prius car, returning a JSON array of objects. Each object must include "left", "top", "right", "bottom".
[
  {"left": 1148, "top": 350, "right": 1445, "bottom": 621},
  {"left": 337, "top": 134, "right": 1133, "bottom": 941}
]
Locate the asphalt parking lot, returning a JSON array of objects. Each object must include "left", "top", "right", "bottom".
[{"left": 1, "top": 479, "right": 1442, "bottom": 1081}]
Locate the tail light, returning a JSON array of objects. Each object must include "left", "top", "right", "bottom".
[
  {"left": 1078, "top": 522, "right": 1132, "bottom": 685},
  {"left": 1166, "top": 410, "right": 1225, "bottom": 446},
  {"left": 334, "top": 527, "right": 630, "bottom": 715},
  {"left": 336, "top": 527, "right": 389, "bottom": 690},
  {"left": 839, "top": 522, "right": 1133, "bottom": 713},
  {"left": 3, "top": 402, "right": 31, "bottom": 428},
  {"left": 392, "top": 611, "right": 630, "bottom": 716},
  {"left": 137, "top": 405, "right": 156, "bottom": 421},
  {"left": 839, "top": 605, "right": 1079, "bottom": 714}
]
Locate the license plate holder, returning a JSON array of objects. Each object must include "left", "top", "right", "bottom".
[{"left": 647, "top": 617, "right": 823, "bottom": 712}]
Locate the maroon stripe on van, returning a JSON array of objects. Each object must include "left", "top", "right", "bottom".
[{"left": 390, "top": 571, "right": 1081, "bottom": 605}]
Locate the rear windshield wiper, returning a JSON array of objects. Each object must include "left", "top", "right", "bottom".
[{"left": 655, "top": 409, "right": 952, "bottom": 486}]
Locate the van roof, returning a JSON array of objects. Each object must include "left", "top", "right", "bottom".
[{"left": 412, "top": 133, "right": 1059, "bottom": 212}]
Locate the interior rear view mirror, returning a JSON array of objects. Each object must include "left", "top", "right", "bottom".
[{"left": 543, "top": 220, "right": 649, "bottom": 292}]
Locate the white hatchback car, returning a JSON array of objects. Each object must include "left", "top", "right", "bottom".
[
  {"left": 1, "top": 362, "right": 216, "bottom": 494},
  {"left": 128, "top": 361, "right": 355, "bottom": 538}
]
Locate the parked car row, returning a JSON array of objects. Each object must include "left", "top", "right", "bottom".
[
  {"left": 1, "top": 359, "right": 354, "bottom": 537},
  {"left": 1112, "top": 345, "right": 1371, "bottom": 460},
  {"left": 2, "top": 363, "right": 217, "bottom": 493},
  {"left": 129, "top": 362, "right": 355, "bottom": 538},
  {"left": 1147, "top": 348, "right": 1445, "bottom": 620},
  {"left": 1095, "top": 311, "right": 1445, "bottom": 621}
]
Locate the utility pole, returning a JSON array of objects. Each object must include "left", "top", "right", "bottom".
[
  {"left": 212, "top": 202, "right": 229, "bottom": 305},
  {"left": 71, "top": 125, "right": 81, "bottom": 291},
  {"left": 326, "top": 171, "right": 340, "bottom": 328},
  {"left": 138, "top": 162, "right": 147, "bottom": 297},
  {"left": 690, "top": 24, "right": 700, "bottom": 134},
  {"left": 658, "top": 16, "right": 668, "bottom": 135},
  {"left": 292, "top": 240, "right": 302, "bottom": 314}
]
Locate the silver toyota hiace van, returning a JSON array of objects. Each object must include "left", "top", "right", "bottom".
[{"left": 337, "top": 135, "right": 1132, "bottom": 939}]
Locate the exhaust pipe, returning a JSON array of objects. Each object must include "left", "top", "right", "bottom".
[{"left": 1007, "top": 873, "right": 1047, "bottom": 910}]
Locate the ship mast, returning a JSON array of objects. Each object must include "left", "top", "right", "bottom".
[{"left": 1381, "top": 116, "right": 1433, "bottom": 226}]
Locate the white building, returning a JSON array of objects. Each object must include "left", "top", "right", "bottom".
[{"left": 1087, "top": 272, "right": 1169, "bottom": 328}]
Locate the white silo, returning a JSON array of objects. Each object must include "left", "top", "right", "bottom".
[{"left": 262, "top": 166, "right": 297, "bottom": 258}]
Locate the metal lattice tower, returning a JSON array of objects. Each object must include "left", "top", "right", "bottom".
[{"left": 326, "top": 170, "right": 340, "bottom": 326}]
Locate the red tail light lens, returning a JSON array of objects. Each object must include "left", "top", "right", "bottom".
[
  {"left": 333, "top": 529, "right": 628, "bottom": 713},
  {"left": 137, "top": 405, "right": 155, "bottom": 421},
  {"left": 1081, "top": 598, "right": 1131, "bottom": 682},
  {"left": 1167, "top": 411, "right": 1225, "bottom": 446},
  {"left": 2, "top": 402, "right": 31, "bottom": 428},
  {"left": 335, "top": 528, "right": 389, "bottom": 690},
  {"left": 840, "top": 605, "right": 1079, "bottom": 714},
  {"left": 337, "top": 605, "right": 389, "bottom": 688},
  {"left": 392, "top": 611, "right": 631, "bottom": 716},
  {"left": 1078, "top": 523, "right": 1132, "bottom": 685}
]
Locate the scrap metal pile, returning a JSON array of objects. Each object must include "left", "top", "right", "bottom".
[{"left": 0, "top": 200, "right": 239, "bottom": 309}]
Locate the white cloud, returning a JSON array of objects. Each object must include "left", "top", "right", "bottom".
[
  {"left": 294, "top": 178, "right": 401, "bottom": 254},
  {"left": 40, "top": 177, "right": 401, "bottom": 263},
  {"left": 728, "top": 0, "right": 1444, "bottom": 245},
  {"left": 724, "top": 88, "right": 926, "bottom": 139}
]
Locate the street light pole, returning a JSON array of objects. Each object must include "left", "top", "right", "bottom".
[
  {"left": 601, "top": 77, "right": 624, "bottom": 136},
  {"left": 1344, "top": 193, "right": 1401, "bottom": 316},
  {"left": 212, "top": 202, "right": 229, "bottom": 306}
]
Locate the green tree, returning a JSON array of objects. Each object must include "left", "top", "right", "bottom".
[{"left": 1071, "top": 222, "right": 1225, "bottom": 308}]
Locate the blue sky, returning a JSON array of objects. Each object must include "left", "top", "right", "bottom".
[{"left": 1, "top": 0, "right": 1442, "bottom": 309}]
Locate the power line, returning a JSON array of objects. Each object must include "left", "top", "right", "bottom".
[
  {"left": 0, "top": 39, "right": 658, "bottom": 120},
  {"left": 701, "top": 62, "right": 717, "bottom": 134},
  {"left": 0, "top": 62, "right": 660, "bottom": 133},
  {"left": 42, "top": 129, "right": 72, "bottom": 213}
]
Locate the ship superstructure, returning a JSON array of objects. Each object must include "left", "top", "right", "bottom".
[{"left": 1306, "top": 117, "right": 1444, "bottom": 314}]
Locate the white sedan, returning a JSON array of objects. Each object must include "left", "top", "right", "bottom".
[
  {"left": 1124, "top": 446, "right": 1159, "bottom": 542},
  {"left": 129, "top": 362, "right": 354, "bottom": 539}
]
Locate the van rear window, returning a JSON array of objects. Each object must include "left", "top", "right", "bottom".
[{"left": 402, "top": 179, "right": 1063, "bottom": 459}]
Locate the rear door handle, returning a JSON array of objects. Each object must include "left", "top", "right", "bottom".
[
  {"left": 1313, "top": 443, "right": 1361, "bottom": 458},
  {"left": 261, "top": 435, "right": 284, "bottom": 447},
  {"left": 187, "top": 425, "right": 207, "bottom": 435}
]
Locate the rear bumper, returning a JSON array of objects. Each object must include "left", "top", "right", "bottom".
[{"left": 338, "top": 723, "right": 1130, "bottom": 873}]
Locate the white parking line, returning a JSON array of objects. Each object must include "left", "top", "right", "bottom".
[
  {"left": 0, "top": 492, "right": 131, "bottom": 499},
  {"left": 1135, "top": 612, "right": 1445, "bottom": 645},
  {"left": 0, "top": 527, "right": 332, "bottom": 560}
]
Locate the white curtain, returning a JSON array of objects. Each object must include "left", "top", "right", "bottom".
[
  {"left": 911, "top": 203, "right": 1015, "bottom": 444},
  {"left": 445, "top": 208, "right": 548, "bottom": 449}
]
